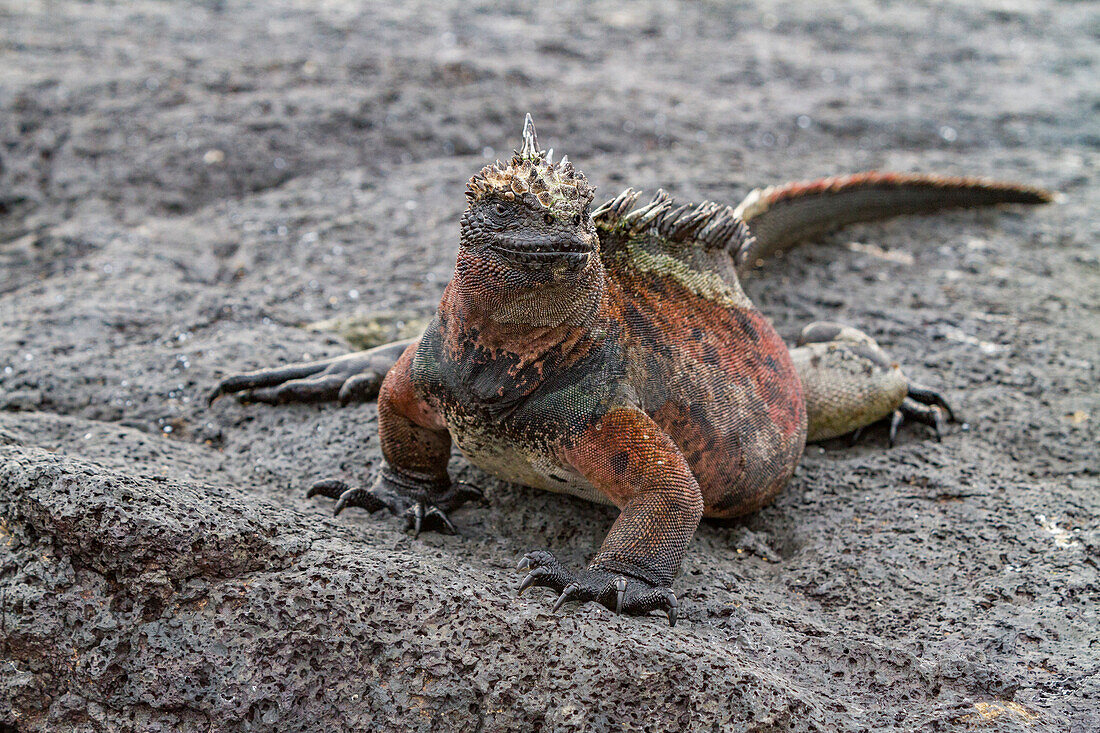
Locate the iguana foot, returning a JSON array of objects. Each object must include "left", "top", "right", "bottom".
[
  {"left": 306, "top": 473, "right": 482, "bottom": 537},
  {"left": 516, "top": 550, "right": 679, "bottom": 626},
  {"left": 846, "top": 383, "right": 957, "bottom": 447},
  {"left": 905, "top": 382, "right": 958, "bottom": 422},
  {"left": 792, "top": 323, "right": 962, "bottom": 446},
  {"left": 404, "top": 501, "right": 459, "bottom": 537},
  {"left": 207, "top": 339, "right": 415, "bottom": 406},
  {"left": 887, "top": 384, "right": 958, "bottom": 447}
]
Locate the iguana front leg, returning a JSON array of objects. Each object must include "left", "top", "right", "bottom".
[
  {"left": 208, "top": 337, "right": 417, "bottom": 406},
  {"left": 518, "top": 408, "right": 703, "bottom": 626},
  {"left": 305, "top": 342, "right": 478, "bottom": 535}
]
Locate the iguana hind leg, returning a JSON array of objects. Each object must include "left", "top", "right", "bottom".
[
  {"left": 208, "top": 337, "right": 416, "bottom": 406},
  {"left": 790, "top": 322, "right": 956, "bottom": 444}
]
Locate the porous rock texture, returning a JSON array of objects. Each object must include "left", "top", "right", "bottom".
[{"left": 1, "top": 1, "right": 1098, "bottom": 731}]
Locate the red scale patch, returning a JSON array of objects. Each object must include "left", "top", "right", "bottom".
[{"left": 607, "top": 273, "right": 807, "bottom": 516}]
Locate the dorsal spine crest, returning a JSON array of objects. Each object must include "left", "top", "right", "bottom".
[
  {"left": 466, "top": 114, "right": 595, "bottom": 215},
  {"left": 593, "top": 188, "right": 755, "bottom": 255}
]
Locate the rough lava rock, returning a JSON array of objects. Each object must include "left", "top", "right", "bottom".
[{"left": 1, "top": 1, "right": 1098, "bottom": 731}]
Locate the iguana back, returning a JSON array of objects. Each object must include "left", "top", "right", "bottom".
[{"left": 596, "top": 189, "right": 806, "bottom": 516}]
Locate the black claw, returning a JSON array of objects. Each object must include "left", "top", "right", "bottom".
[
  {"left": 889, "top": 410, "right": 903, "bottom": 448},
  {"left": 306, "top": 479, "right": 349, "bottom": 499},
  {"left": 333, "top": 487, "right": 359, "bottom": 516},
  {"left": 518, "top": 571, "right": 540, "bottom": 595},
  {"left": 402, "top": 502, "right": 459, "bottom": 538},
  {"left": 515, "top": 552, "right": 572, "bottom": 596},
  {"left": 873, "top": 389, "right": 958, "bottom": 448},
  {"left": 900, "top": 397, "right": 950, "bottom": 443},
  {"left": 307, "top": 468, "right": 466, "bottom": 538},
  {"left": 308, "top": 479, "right": 390, "bottom": 515},
  {"left": 454, "top": 480, "right": 485, "bottom": 502},
  {"left": 428, "top": 506, "right": 458, "bottom": 535},
  {"left": 907, "top": 384, "right": 958, "bottom": 422},
  {"left": 514, "top": 551, "right": 681, "bottom": 623},
  {"left": 552, "top": 583, "right": 579, "bottom": 612}
]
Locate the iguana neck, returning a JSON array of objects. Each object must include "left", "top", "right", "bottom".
[{"left": 440, "top": 252, "right": 608, "bottom": 361}]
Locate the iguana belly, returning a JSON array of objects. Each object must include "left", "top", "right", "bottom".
[{"left": 446, "top": 417, "right": 615, "bottom": 506}]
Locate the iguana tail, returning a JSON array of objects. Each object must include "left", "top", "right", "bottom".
[{"left": 732, "top": 172, "right": 1054, "bottom": 275}]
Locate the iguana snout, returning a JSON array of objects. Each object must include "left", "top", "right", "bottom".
[
  {"left": 488, "top": 219, "right": 596, "bottom": 270},
  {"left": 458, "top": 196, "right": 600, "bottom": 287}
]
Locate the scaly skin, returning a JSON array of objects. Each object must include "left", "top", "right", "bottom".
[{"left": 210, "top": 115, "right": 1052, "bottom": 625}]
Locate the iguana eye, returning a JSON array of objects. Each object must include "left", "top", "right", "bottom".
[
  {"left": 544, "top": 212, "right": 554, "bottom": 225},
  {"left": 572, "top": 214, "right": 582, "bottom": 226},
  {"left": 494, "top": 202, "right": 507, "bottom": 216}
]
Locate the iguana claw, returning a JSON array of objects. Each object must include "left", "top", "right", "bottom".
[
  {"left": 850, "top": 383, "right": 958, "bottom": 448},
  {"left": 404, "top": 501, "right": 459, "bottom": 537},
  {"left": 307, "top": 472, "right": 481, "bottom": 537},
  {"left": 907, "top": 383, "right": 957, "bottom": 422},
  {"left": 888, "top": 410, "right": 905, "bottom": 448},
  {"left": 888, "top": 386, "right": 957, "bottom": 447},
  {"left": 552, "top": 583, "right": 580, "bottom": 612},
  {"left": 306, "top": 479, "right": 391, "bottom": 515},
  {"left": 515, "top": 550, "right": 679, "bottom": 626}
]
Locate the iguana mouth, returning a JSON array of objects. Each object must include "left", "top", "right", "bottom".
[{"left": 489, "top": 239, "right": 593, "bottom": 267}]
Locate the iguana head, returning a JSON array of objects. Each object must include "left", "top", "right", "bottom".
[{"left": 459, "top": 115, "right": 599, "bottom": 283}]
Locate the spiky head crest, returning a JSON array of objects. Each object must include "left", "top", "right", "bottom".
[{"left": 465, "top": 114, "right": 595, "bottom": 217}]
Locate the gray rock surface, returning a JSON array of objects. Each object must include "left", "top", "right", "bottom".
[{"left": 1, "top": 1, "right": 1097, "bottom": 730}]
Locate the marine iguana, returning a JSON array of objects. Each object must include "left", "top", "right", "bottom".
[{"left": 209, "top": 115, "right": 1051, "bottom": 625}]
